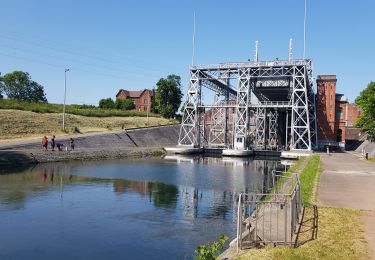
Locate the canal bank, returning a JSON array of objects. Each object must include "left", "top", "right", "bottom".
[
  {"left": 0, "top": 124, "right": 179, "bottom": 167},
  {"left": 227, "top": 153, "right": 371, "bottom": 260}
]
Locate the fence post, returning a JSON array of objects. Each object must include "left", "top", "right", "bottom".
[
  {"left": 284, "top": 197, "right": 287, "bottom": 245},
  {"left": 237, "top": 193, "right": 242, "bottom": 253}
]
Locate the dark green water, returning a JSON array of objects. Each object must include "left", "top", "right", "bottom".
[{"left": 0, "top": 156, "right": 282, "bottom": 259}]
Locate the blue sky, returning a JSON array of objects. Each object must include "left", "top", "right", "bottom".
[{"left": 0, "top": 0, "right": 374, "bottom": 104}]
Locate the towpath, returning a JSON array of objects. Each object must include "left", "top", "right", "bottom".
[{"left": 318, "top": 152, "right": 375, "bottom": 259}]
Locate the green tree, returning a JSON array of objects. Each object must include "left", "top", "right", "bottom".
[
  {"left": 0, "top": 73, "right": 4, "bottom": 98},
  {"left": 99, "top": 98, "right": 115, "bottom": 109},
  {"left": 115, "top": 99, "right": 135, "bottom": 110},
  {"left": 0, "top": 71, "right": 47, "bottom": 102},
  {"left": 155, "top": 74, "right": 183, "bottom": 118},
  {"left": 355, "top": 82, "right": 375, "bottom": 141}
]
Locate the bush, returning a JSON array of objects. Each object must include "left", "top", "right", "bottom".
[
  {"left": 99, "top": 98, "right": 115, "bottom": 109},
  {"left": 195, "top": 234, "right": 228, "bottom": 260},
  {"left": 115, "top": 99, "right": 135, "bottom": 110}
]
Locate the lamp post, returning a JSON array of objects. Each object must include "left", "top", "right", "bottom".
[{"left": 63, "top": 68, "right": 69, "bottom": 131}]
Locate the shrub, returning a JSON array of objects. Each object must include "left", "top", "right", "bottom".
[
  {"left": 99, "top": 98, "right": 115, "bottom": 109},
  {"left": 115, "top": 99, "right": 135, "bottom": 110},
  {"left": 195, "top": 234, "right": 228, "bottom": 260}
]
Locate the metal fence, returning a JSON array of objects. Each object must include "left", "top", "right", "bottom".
[{"left": 235, "top": 173, "right": 302, "bottom": 252}]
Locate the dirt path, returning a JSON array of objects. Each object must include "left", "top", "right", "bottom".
[{"left": 318, "top": 152, "right": 375, "bottom": 259}]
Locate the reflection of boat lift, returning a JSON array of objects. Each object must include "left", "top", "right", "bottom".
[
  {"left": 221, "top": 157, "right": 250, "bottom": 167},
  {"left": 164, "top": 155, "right": 196, "bottom": 164}
]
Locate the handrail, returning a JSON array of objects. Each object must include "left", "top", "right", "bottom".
[{"left": 235, "top": 173, "right": 302, "bottom": 250}]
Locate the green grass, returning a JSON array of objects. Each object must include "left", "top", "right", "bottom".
[
  {"left": 369, "top": 156, "right": 375, "bottom": 162},
  {"left": 299, "top": 155, "right": 322, "bottom": 206},
  {"left": 262, "top": 157, "right": 306, "bottom": 201},
  {"left": 0, "top": 98, "right": 161, "bottom": 118},
  {"left": 239, "top": 154, "right": 369, "bottom": 260},
  {"left": 239, "top": 207, "right": 368, "bottom": 260}
]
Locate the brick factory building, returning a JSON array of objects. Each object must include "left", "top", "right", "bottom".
[
  {"left": 116, "top": 89, "right": 155, "bottom": 112},
  {"left": 316, "top": 75, "right": 361, "bottom": 150}
]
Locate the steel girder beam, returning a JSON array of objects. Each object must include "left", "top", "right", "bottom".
[
  {"left": 178, "top": 70, "right": 201, "bottom": 146},
  {"left": 255, "top": 107, "right": 266, "bottom": 150},
  {"left": 197, "top": 71, "right": 237, "bottom": 99},
  {"left": 200, "top": 101, "right": 291, "bottom": 109},
  {"left": 192, "top": 59, "right": 309, "bottom": 76},
  {"left": 233, "top": 68, "right": 252, "bottom": 150}
]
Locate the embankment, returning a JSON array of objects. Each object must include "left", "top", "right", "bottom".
[{"left": 0, "top": 124, "right": 180, "bottom": 167}]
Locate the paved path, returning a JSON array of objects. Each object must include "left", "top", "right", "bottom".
[{"left": 319, "top": 152, "right": 375, "bottom": 259}]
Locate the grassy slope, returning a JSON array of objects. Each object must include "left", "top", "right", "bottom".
[
  {"left": 239, "top": 155, "right": 369, "bottom": 260},
  {"left": 0, "top": 109, "right": 174, "bottom": 140},
  {"left": 0, "top": 99, "right": 160, "bottom": 117}
]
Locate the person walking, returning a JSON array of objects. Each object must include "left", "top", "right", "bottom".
[
  {"left": 51, "top": 135, "right": 56, "bottom": 151},
  {"left": 70, "top": 138, "right": 75, "bottom": 151}
]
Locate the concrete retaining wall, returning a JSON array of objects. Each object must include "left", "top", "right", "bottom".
[
  {"left": 0, "top": 124, "right": 180, "bottom": 151},
  {"left": 356, "top": 140, "right": 375, "bottom": 157}
]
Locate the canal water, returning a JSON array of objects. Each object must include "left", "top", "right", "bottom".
[{"left": 0, "top": 156, "right": 282, "bottom": 259}]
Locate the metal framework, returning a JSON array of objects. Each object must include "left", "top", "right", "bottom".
[
  {"left": 255, "top": 107, "right": 266, "bottom": 150},
  {"left": 267, "top": 110, "right": 278, "bottom": 149},
  {"left": 178, "top": 57, "right": 317, "bottom": 152}
]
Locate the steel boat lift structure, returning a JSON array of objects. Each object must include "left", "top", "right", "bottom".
[{"left": 167, "top": 41, "right": 317, "bottom": 156}]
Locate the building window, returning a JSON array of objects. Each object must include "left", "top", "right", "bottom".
[
  {"left": 336, "top": 129, "right": 342, "bottom": 142},
  {"left": 337, "top": 108, "right": 343, "bottom": 119}
]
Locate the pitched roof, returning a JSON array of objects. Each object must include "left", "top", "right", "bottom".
[{"left": 116, "top": 89, "right": 155, "bottom": 98}]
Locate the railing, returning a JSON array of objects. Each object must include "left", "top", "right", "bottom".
[
  {"left": 235, "top": 173, "right": 302, "bottom": 252},
  {"left": 192, "top": 59, "right": 312, "bottom": 71},
  {"left": 199, "top": 101, "right": 291, "bottom": 109}
]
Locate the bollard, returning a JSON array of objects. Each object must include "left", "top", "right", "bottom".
[
  {"left": 326, "top": 146, "right": 330, "bottom": 155},
  {"left": 366, "top": 152, "right": 369, "bottom": 160}
]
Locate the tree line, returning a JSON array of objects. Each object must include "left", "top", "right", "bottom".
[{"left": 1, "top": 71, "right": 183, "bottom": 118}]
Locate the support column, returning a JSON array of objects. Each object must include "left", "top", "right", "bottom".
[
  {"left": 255, "top": 107, "right": 266, "bottom": 150},
  {"left": 178, "top": 69, "right": 202, "bottom": 147},
  {"left": 267, "top": 109, "right": 278, "bottom": 150},
  {"left": 290, "top": 65, "right": 311, "bottom": 150},
  {"left": 233, "top": 68, "right": 251, "bottom": 150}
]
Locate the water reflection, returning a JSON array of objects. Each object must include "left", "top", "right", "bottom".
[
  {"left": 0, "top": 156, "right": 284, "bottom": 260},
  {"left": 0, "top": 157, "right": 283, "bottom": 211},
  {"left": 114, "top": 180, "right": 178, "bottom": 209}
]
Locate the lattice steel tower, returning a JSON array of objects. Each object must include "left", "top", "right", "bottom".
[{"left": 178, "top": 43, "right": 317, "bottom": 153}]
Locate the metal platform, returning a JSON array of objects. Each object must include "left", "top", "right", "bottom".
[{"left": 280, "top": 150, "right": 313, "bottom": 159}]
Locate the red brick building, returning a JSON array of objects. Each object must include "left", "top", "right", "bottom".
[
  {"left": 316, "top": 75, "right": 361, "bottom": 150},
  {"left": 116, "top": 89, "right": 155, "bottom": 112}
]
